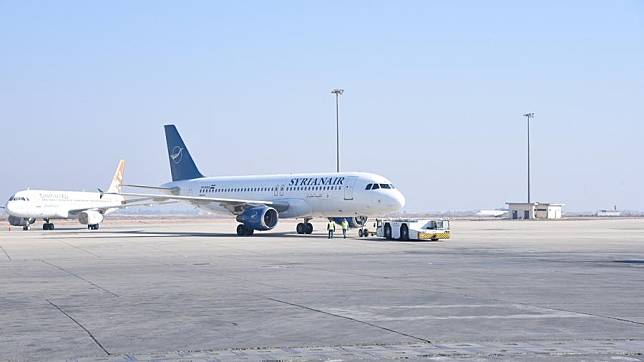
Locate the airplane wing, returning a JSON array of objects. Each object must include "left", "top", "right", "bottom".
[
  {"left": 67, "top": 200, "right": 176, "bottom": 215},
  {"left": 103, "top": 191, "right": 288, "bottom": 214}
]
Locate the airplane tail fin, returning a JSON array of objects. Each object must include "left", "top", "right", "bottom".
[
  {"left": 164, "top": 124, "right": 204, "bottom": 181},
  {"left": 107, "top": 160, "right": 125, "bottom": 193}
]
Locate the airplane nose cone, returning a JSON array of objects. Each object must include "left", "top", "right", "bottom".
[
  {"left": 5, "top": 202, "right": 16, "bottom": 215},
  {"left": 395, "top": 191, "right": 406, "bottom": 210},
  {"left": 385, "top": 191, "right": 405, "bottom": 211}
]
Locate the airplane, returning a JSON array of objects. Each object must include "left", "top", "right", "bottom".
[
  {"left": 107, "top": 125, "right": 406, "bottom": 236},
  {"left": 476, "top": 209, "right": 509, "bottom": 218},
  {"left": 4, "top": 160, "right": 151, "bottom": 230}
]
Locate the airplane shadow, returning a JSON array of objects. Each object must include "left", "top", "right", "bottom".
[{"left": 43, "top": 229, "right": 337, "bottom": 240}]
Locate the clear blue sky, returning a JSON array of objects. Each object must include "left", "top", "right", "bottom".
[{"left": 1, "top": 1, "right": 642, "bottom": 212}]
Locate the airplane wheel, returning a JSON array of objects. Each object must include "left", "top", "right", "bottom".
[
  {"left": 236, "top": 224, "right": 245, "bottom": 236},
  {"left": 305, "top": 223, "right": 313, "bottom": 234},
  {"left": 23, "top": 225, "right": 29, "bottom": 231},
  {"left": 43, "top": 224, "right": 48, "bottom": 230},
  {"left": 246, "top": 228, "right": 254, "bottom": 236},
  {"left": 94, "top": 224, "right": 99, "bottom": 230},
  {"left": 50, "top": 223, "right": 55, "bottom": 230},
  {"left": 358, "top": 229, "right": 363, "bottom": 237},
  {"left": 400, "top": 224, "right": 409, "bottom": 241},
  {"left": 296, "top": 223, "right": 305, "bottom": 234}
]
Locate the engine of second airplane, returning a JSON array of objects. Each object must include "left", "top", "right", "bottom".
[
  {"left": 236, "top": 206, "right": 279, "bottom": 231},
  {"left": 8, "top": 216, "right": 35, "bottom": 226},
  {"left": 78, "top": 210, "right": 104, "bottom": 225}
]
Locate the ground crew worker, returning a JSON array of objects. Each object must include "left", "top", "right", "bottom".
[
  {"left": 341, "top": 218, "right": 349, "bottom": 239},
  {"left": 327, "top": 219, "right": 336, "bottom": 239}
]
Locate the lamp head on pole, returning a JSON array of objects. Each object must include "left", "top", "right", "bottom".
[
  {"left": 522, "top": 112, "right": 534, "bottom": 119},
  {"left": 331, "top": 89, "right": 344, "bottom": 95}
]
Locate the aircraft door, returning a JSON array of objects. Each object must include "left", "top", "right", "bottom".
[
  {"left": 343, "top": 177, "right": 357, "bottom": 200},
  {"left": 279, "top": 185, "right": 285, "bottom": 196}
]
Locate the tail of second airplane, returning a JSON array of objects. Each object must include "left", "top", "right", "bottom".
[
  {"left": 107, "top": 160, "right": 125, "bottom": 193},
  {"left": 164, "top": 124, "right": 204, "bottom": 181}
]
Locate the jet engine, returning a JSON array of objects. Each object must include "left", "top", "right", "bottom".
[
  {"left": 331, "top": 216, "right": 368, "bottom": 228},
  {"left": 78, "top": 210, "right": 104, "bottom": 225},
  {"left": 236, "top": 206, "right": 279, "bottom": 231},
  {"left": 8, "top": 216, "right": 35, "bottom": 227}
]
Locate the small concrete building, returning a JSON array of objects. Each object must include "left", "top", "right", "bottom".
[{"left": 506, "top": 202, "right": 563, "bottom": 220}]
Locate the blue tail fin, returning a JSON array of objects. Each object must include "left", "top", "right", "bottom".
[{"left": 164, "top": 125, "right": 204, "bottom": 181}]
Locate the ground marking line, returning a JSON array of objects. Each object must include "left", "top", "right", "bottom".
[
  {"left": 0, "top": 245, "right": 11, "bottom": 261},
  {"left": 265, "top": 297, "right": 432, "bottom": 344},
  {"left": 58, "top": 240, "right": 101, "bottom": 258},
  {"left": 46, "top": 299, "right": 110, "bottom": 356},
  {"left": 40, "top": 260, "right": 119, "bottom": 297}
]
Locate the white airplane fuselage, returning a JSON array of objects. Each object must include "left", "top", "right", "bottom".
[
  {"left": 162, "top": 171, "right": 405, "bottom": 219},
  {"left": 5, "top": 190, "right": 124, "bottom": 219}
]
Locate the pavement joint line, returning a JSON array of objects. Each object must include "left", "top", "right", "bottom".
[
  {"left": 46, "top": 299, "right": 111, "bottom": 356},
  {"left": 0, "top": 245, "right": 11, "bottom": 261},
  {"left": 58, "top": 240, "right": 101, "bottom": 258},
  {"left": 517, "top": 302, "right": 644, "bottom": 327},
  {"left": 265, "top": 296, "right": 432, "bottom": 344},
  {"left": 40, "top": 259, "right": 120, "bottom": 297}
]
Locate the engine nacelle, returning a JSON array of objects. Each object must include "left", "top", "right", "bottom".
[
  {"left": 236, "top": 206, "right": 278, "bottom": 231},
  {"left": 330, "top": 216, "right": 368, "bottom": 228},
  {"left": 78, "top": 210, "right": 104, "bottom": 225},
  {"left": 8, "top": 216, "right": 35, "bottom": 226}
]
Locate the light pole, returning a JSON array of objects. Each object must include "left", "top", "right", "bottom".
[
  {"left": 522, "top": 113, "right": 534, "bottom": 204},
  {"left": 331, "top": 89, "right": 344, "bottom": 173}
]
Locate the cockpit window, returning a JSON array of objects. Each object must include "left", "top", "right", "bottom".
[
  {"left": 10, "top": 196, "right": 28, "bottom": 201},
  {"left": 380, "top": 184, "right": 391, "bottom": 189},
  {"left": 8, "top": 195, "right": 15, "bottom": 201},
  {"left": 371, "top": 184, "right": 380, "bottom": 190},
  {"left": 365, "top": 184, "right": 372, "bottom": 190}
]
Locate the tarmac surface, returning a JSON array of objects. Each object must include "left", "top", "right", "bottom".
[{"left": 1, "top": 217, "right": 643, "bottom": 361}]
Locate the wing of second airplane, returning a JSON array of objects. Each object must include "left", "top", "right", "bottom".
[
  {"left": 104, "top": 191, "right": 289, "bottom": 214},
  {"left": 67, "top": 199, "right": 176, "bottom": 215}
]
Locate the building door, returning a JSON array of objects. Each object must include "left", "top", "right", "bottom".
[
  {"left": 343, "top": 177, "right": 357, "bottom": 200},
  {"left": 512, "top": 210, "right": 518, "bottom": 219},
  {"left": 524, "top": 210, "right": 530, "bottom": 219}
]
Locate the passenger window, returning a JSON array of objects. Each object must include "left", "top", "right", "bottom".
[
  {"left": 372, "top": 184, "right": 380, "bottom": 190},
  {"left": 365, "top": 184, "right": 372, "bottom": 190}
]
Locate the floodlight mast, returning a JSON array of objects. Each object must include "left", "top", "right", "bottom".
[
  {"left": 522, "top": 113, "right": 535, "bottom": 203},
  {"left": 331, "top": 89, "right": 344, "bottom": 173}
]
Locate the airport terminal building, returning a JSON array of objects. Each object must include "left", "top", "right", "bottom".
[{"left": 506, "top": 202, "right": 563, "bottom": 220}]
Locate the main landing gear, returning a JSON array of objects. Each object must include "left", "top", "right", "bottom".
[
  {"left": 296, "top": 220, "right": 313, "bottom": 234},
  {"left": 43, "top": 219, "right": 55, "bottom": 231},
  {"left": 236, "top": 224, "right": 254, "bottom": 236},
  {"left": 88, "top": 224, "right": 99, "bottom": 230}
]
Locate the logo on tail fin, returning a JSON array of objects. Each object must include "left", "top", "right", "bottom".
[
  {"left": 170, "top": 146, "right": 183, "bottom": 164},
  {"left": 107, "top": 160, "right": 126, "bottom": 193}
]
